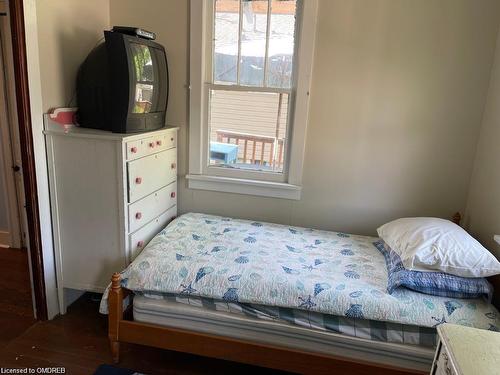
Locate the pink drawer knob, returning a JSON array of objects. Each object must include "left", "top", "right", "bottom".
[
  {"left": 149, "top": 142, "right": 155, "bottom": 148},
  {"left": 131, "top": 146, "right": 138, "bottom": 153},
  {"left": 135, "top": 177, "right": 142, "bottom": 184},
  {"left": 170, "top": 192, "right": 176, "bottom": 198},
  {"left": 156, "top": 140, "right": 162, "bottom": 146},
  {"left": 135, "top": 212, "right": 142, "bottom": 220},
  {"left": 137, "top": 240, "right": 144, "bottom": 248},
  {"left": 171, "top": 162, "right": 176, "bottom": 170}
]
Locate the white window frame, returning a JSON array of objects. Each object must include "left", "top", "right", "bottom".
[{"left": 187, "top": 0, "right": 317, "bottom": 200}]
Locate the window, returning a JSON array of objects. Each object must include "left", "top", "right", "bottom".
[{"left": 188, "top": 0, "right": 317, "bottom": 199}]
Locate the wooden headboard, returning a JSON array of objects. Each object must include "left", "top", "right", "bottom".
[{"left": 453, "top": 212, "right": 500, "bottom": 309}]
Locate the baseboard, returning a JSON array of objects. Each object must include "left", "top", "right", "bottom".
[{"left": 0, "top": 230, "right": 10, "bottom": 247}]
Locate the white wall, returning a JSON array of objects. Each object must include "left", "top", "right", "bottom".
[
  {"left": 111, "top": 0, "right": 500, "bottom": 235},
  {"left": 36, "top": 0, "right": 110, "bottom": 110},
  {"left": 24, "top": 0, "right": 110, "bottom": 317},
  {"left": 465, "top": 28, "right": 500, "bottom": 258}
]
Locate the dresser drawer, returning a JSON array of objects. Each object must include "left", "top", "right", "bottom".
[
  {"left": 147, "top": 131, "right": 176, "bottom": 154},
  {"left": 125, "top": 131, "right": 177, "bottom": 161},
  {"left": 125, "top": 137, "right": 151, "bottom": 161},
  {"left": 127, "top": 148, "right": 177, "bottom": 203},
  {"left": 128, "top": 182, "right": 177, "bottom": 233},
  {"left": 128, "top": 206, "right": 177, "bottom": 261}
]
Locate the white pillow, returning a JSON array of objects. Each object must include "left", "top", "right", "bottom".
[{"left": 377, "top": 217, "right": 500, "bottom": 278}]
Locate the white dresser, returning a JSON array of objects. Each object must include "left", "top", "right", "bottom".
[
  {"left": 44, "top": 117, "right": 178, "bottom": 312},
  {"left": 431, "top": 324, "right": 500, "bottom": 375}
]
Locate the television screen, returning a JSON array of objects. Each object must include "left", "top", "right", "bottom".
[{"left": 130, "top": 43, "right": 155, "bottom": 114}]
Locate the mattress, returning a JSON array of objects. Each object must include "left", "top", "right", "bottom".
[
  {"left": 100, "top": 213, "right": 500, "bottom": 332},
  {"left": 132, "top": 294, "right": 436, "bottom": 372},
  {"left": 135, "top": 292, "right": 437, "bottom": 347}
]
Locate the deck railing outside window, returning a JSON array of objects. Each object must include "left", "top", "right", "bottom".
[{"left": 213, "top": 130, "right": 285, "bottom": 170}]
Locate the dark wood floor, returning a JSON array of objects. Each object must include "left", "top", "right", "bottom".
[
  {"left": 0, "top": 293, "right": 289, "bottom": 374},
  {"left": 0, "top": 252, "right": 415, "bottom": 374},
  {"left": 0, "top": 249, "right": 416, "bottom": 374},
  {"left": 0, "top": 247, "right": 36, "bottom": 349},
  {"left": 0, "top": 248, "right": 284, "bottom": 373}
]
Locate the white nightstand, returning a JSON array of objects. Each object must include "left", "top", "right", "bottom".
[{"left": 431, "top": 324, "right": 500, "bottom": 374}]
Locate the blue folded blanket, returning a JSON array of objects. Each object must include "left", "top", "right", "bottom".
[{"left": 373, "top": 240, "right": 493, "bottom": 300}]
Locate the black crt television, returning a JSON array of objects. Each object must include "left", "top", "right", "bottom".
[{"left": 76, "top": 30, "right": 169, "bottom": 133}]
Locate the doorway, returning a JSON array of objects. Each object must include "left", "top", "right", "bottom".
[
  {"left": 0, "top": 0, "right": 36, "bottom": 345},
  {"left": 0, "top": 2, "right": 25, "bottom": 250}
]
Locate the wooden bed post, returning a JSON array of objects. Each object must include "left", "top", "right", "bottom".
[
  {"left": 452, "top": 212, "right": 461, "bottom": 226},
  {"left": 108, "top": 273, "right": 123, "bottom": 363}
]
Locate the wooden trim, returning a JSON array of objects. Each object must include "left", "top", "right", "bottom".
[
  {"left": 9, "top": 0, "right": 48, "bottom": 320},
  {"left": 451, "top": 212, "right": 461, "bottom": 226},
  {"left": 186, "top": 174, "right": 302, "bottom": 200},
  {"left": 108, "top": 274, "right": 420, "bottom": 374}
]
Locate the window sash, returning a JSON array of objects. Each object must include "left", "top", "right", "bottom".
[
  {"left": 203, "top": 0, "right": 299, "bottom": 182},
  {"left": 209, "top": 0, "right": 298, "bottom": 88},
  {"left": 202, "top": 84, "right": 290, "bottom": 183},
  {"left": 205, "top": 85, "right": 292, "bottom": 176}
]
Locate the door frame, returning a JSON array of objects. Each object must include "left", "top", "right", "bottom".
[{"left": 9, "top": 0, "right": 48, "bottom": 320}]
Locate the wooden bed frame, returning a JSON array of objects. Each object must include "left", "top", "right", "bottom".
[
  {"left": 108, "top": 274, "right": 419, "bottom": 374},
  {"left": 107, "top": 213, "right": 500, "bottom": 374}
]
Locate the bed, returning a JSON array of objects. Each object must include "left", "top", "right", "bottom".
[{"left": 104, "top": 213, "right": 500, "bottom": 374}]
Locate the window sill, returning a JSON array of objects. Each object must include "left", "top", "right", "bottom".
[{"left": 186, "top": 174, "right": 302, "bottom": 200}]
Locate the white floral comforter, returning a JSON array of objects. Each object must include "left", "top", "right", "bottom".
[{"left": 100, "top": 213, "right": 500, "bottom": 330}]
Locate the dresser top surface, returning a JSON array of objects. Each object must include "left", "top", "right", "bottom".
[
  {"left": 44, "top": 125, "right": 179, "bottom": 141},
  {"left": 438, "top": 324, "right": 500, "bottom": 374}
]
